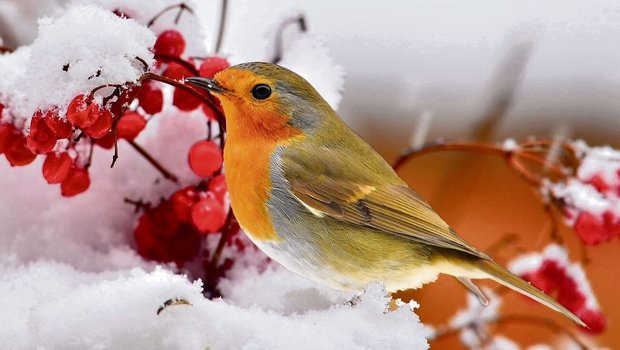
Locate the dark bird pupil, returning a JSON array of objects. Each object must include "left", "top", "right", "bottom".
[{"left": 252, "top": 84, "right": 272, "bottom": 100}]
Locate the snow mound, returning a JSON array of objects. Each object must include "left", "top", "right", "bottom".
[{"left": 0, "top": 263, "right": 428, "bottom": 350}]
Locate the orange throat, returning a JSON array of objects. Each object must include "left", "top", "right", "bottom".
[{"left": 222, "top": 107, "right": 301, "bottom": 242}]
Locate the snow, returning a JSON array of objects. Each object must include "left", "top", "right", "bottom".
[
  {"left": 278, "top": 34, "right": 345, "bottom": 109},
  {"left": 576, "top": 145, "right": 620, "bottom": 187},
  {"left": 548, "top": 178, "right": 611, "bottom": 216},
  {"left": 502, "top": 138, "right": 518, "bottom": 151},
  {"left": 0, "top": 4, "right": 155, "bottom": 124},
  {"left": 545, "top": 142, "right": 620, "bottom": 220},
  {"left": 0, "top": 263, "right": 428, "bottom": 350}
]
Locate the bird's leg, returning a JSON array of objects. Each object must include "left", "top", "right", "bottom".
[{"left": 456, "top": 277, "right": 489, "bottom": 305}]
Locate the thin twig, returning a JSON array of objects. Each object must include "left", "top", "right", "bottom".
[
  {"left": 214, "top": 0, "right": 228, "bottom": 53},
  {"left": 147, "top": 3, "right": 194, "bottom": 27},
  {"left": 271, "top": 14, "right": 307, "bottom": 64},
  {"left": 126, "top": 139, "right": 179, "bottom": 183},
  {"left": 472, "top": 41, "right": 532, "bottom": 141}
]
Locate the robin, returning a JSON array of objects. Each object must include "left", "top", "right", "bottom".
[{"left": 186, "top": 63, "right": 583, "bottom": 326}]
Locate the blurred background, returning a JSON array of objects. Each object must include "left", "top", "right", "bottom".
[{"left": 1, "top": 0, "right": 618, "bottom": 348}]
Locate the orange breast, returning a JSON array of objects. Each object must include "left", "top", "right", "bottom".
[
  {"left": 219, "top": 85, "right": 302, "bottom": 241},
  {"left": 224, "top": 138, "right": 280, "bottom": 241}
]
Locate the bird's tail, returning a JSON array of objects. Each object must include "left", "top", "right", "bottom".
[{"left": 475, "top": 259, "right": 586, "bottom": 327}]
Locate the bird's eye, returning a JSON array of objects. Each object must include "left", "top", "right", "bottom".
[{"left": 251, "top": 84, "right": 272, "bottom": 100}]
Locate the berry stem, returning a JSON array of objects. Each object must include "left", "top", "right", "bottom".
[
  {"left": 147, "top": 3, "right": 194, "bottom": 27},
  {"left": 88, "top": 84, "right": 123, "bottom": 102},
  {"left": 85, "top": 140, "right": 95, "bottom": 169},
  {"left": 214, "top": 0, "right": 228, "bottom": 53},
  {"left": 126, "top": 139, "right": 179, "bottom": 183},
  {"left": 135, "top": 56, "right": 149, "bottom": 72},
  {"left": 208, "top": 209, "right": 234, "bottom": 270},
  {"left": 110, "top": 116, "right": 121, "bottom": 168},
  {"left": 271, "top": 14, "right": 307, "bottom": 64}
]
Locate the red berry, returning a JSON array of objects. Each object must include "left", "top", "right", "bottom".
[
  {"left": 188, "top": 140, "right": 222, "bottom": 177},
  {"left": 208, "top": 174, "right": 228, "bottom": 203},
  {"left": 83, "top": 108, "right": 113, "bottom": 139},
  {"left": 44, "top": 110, "right": 73, "bottom": 139},
  {"left": 133, "top": 201, "right": 202, "bottom": 267},
  {"left": 585, "top": 173, "right": 610, "bottom": 193},
  {"left": 61, "top": 166, "right": 90, "bottom": 197},
  {"left": 150, "top": 201, "right": 181, "bottom": 239},
  {"left": 163, "top": 61, "right": 192, "bottom": 81},
  {"left": 27, "top": 113, "right": 57, "bottom": 154},
  {"left": 173, "top": 88, "right": 201, "bottom": 111},
  {"left": 557, "top": 277, "right": 586, "bottom": 313},
  {"left": 170, "top": 186, "right": 198, "bottom": 222},
  {"left": 5, "top": 135, "right": 36, "bottom": 166},
  {"left": 154, "top": 30, "right": 185, "bottom": 57},
  {"left": 191, "top": 196, "right": 226, "bottom": 233},
  {"left": 602, "top": 210, "right": 620, "bottom": 238},
  {"left": 198, "top": 57, "right": 230, "bottom": 78},
  {"left": 42, "top": 152, "right": 72, "bottom": 184},
  {"left": 117, "top": 111, "right": 147, "bottom": 140},
  {"left": 137, "top": 81, "right": 164, "bottom": 115},
  {"left": 95, "top": 132, "right": 115, "bottom": 149},
  {"left": 66, "top": 95, "right": 99, "bottom": 129},
  {"left": 577, "top": 308, "right": 606, "bottom": 334},
  {"left": 0, "top": 123, "right": 17, "bottom": 154},
  {"left": 134, "top": 213, "right": 170, "bottom": 262},
  {"left": 574, "top": 211, "right": 613, "bottom": 245},
  {"left": 169, "top": 225, "right": 201, "bottom": 267}
]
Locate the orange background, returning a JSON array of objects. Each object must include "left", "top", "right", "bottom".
[{"left": 390, "top": 150, "right": 618, "bottom": 348}]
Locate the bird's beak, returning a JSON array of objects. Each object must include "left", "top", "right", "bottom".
[{"left": 185, "top": 77, "right": 228, "bottom": 94}]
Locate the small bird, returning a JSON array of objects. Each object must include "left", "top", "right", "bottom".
[{"left": 186, "top": 63, "right": 584, "bottom": 326}]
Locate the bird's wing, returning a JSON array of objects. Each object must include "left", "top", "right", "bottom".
[{"left": 284, "top": 149, "right": 489, "bottom": 259}]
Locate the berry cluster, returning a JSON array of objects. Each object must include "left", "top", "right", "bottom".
[
  {"left": 133, "top": 175, "right": 235, "bottom": 267},
  {"left": 0, "top": 5, "right": 235, "bottom": 276},
  {"left": 509, "top": 244, "right": 606, "bottom": 333},
  {"left": 548, "top": 146, "right": 620, "bottom": 245},
  {"left": 154, "top": 29, "right": 229, "bottom": 118}
]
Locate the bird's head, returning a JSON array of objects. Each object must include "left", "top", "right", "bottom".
[{"left": 186, "top": 62, "right": 335, "bottom": 139}]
